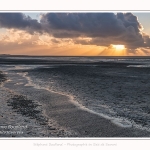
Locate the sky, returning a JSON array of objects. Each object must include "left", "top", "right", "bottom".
[{"left": 0, "top": 12, "right": 150, "bottom": 56}]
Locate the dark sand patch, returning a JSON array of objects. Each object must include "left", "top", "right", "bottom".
[
  {"left": 7, "top": 95, "right": 48, "bottom": 126},
  {"left": 0, "top": 71, "right": 6, "bottom": 84},
  {"left": 5, "top": 93, "right": 74, "bottom": 137}
]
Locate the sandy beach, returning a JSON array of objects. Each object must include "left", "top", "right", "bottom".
[{"left": 0, "top": 56, "right": 150, "bottom": 137}]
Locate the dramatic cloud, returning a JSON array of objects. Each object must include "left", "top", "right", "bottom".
[
  {"left": 40, "top": 13, "right": 150, "bottom": 49},
  {"left": 0, "top": 12, "right": 150, "bottom": 54},
  {"left": 0, "top": 13, "right": 42, "bottom": 34},
  {"left": 40, "top": 13, "right": 125, "bottom": 37}
]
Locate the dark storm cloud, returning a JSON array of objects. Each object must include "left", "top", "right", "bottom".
[
  {"left": 40, "top": 13, "right": 126, "bottom": 37},
  {"left": 40, "top": 12, "right": 150, "bottom": 49},
  {"left": 0, "top": 12, "right": 150, "bottom": 50},
  {"left": 117, "top": 13, "right": 143, "bottom": 32},
  {"left": 0, "top": 13, "right": 42, "bottom": 33}
]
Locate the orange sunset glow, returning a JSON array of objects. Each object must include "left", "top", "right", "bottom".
[{"left": 0, "top": 12, "right": 150, "bottom": 56}]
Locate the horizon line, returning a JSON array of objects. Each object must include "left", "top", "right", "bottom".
[{"left": 1, "top": 54, "right": 150, "bottom": 58}]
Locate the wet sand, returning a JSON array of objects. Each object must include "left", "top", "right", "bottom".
[
  {"left": 0, "top": 56, "right": 150, "bottom": 137},
  {"left": 26, "top": 88, "right": 150, "bottom": 137},
  {"left": 1, "top": 70, "right": 150, "bottom": 137}
]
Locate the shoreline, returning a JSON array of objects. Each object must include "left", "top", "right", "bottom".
[
  {"left": 32, "top": 88, "right": 150, "bottom": 137},
  {"left": 19, "top": 72, "right": 136, "bottom": 130},
  {"left": 1, "top": 69, "right": 150, "bottom": 137},
  {"left": 1, "top": 57, "right": 150, "bottom": 137},
  {"left": 0, "top": 70, "right": 77, "bottom": 137}
]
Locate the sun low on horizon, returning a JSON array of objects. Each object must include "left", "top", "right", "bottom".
[
  {"left": 112, "top": 45, "right": 125, "bottom": 51},
  {"left": 111, "top": 45, "right": 127, "bottom": 56},
  {"left": 0, "top": 12, "right": 150, "bottom": 56}
]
